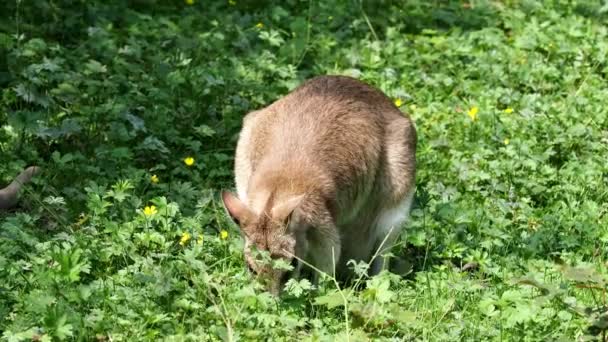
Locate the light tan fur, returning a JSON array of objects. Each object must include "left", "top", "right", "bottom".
[{"left": 222, "top": 75, "right": 416, "bottom": 295}]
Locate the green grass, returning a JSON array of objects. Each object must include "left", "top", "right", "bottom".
[{"left": 1, "top": 0, "right": 608, "bottom": 340}]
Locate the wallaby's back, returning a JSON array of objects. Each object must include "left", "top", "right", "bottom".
[{"left": 236, "top": 76, "right": 415, "bottom": 211}]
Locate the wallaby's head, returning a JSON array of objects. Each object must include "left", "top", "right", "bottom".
[{"left": 221, "top": 191, "right": 304, "bottom": 295}]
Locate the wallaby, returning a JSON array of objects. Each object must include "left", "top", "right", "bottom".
[
  {"left": 0, "top": 166, "right": 40, "bottom": 210},
  {"left": 222, "top": 75, "right": 416, "bottom": 295}
]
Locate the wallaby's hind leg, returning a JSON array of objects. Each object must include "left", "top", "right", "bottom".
[
  {"left": 369, "top": 116, "right": 416, "bottom": 276},
  {"left": 370, "top": 188, "right": 415, "bottom": 275}
]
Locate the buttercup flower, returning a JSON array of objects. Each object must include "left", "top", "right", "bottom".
[
  {"left": 468, "top": 106, "right": 479, "bottom": 121},
  {"left": 394, "top": 98, "right": 403, "bottom": 107},
  {"left": 255, "top": 22, "right": 264, "bottom": 29},
  {"left": 185, "top": 0, "right": 194, "bottom": 5},
  {"left": 220, "top": 230, "right": 228, "bottom": 240},
  {"left": 504, "top": 138, "right": 510, "bottom": 145},
  {"left": 504, "top": 107, "right": 514, "bottom": 114},
  {"left": 184, "top": 157, "right": 195, "bottom": 166},
  {"left": 150, "top": 174, "right": 159, "bottom": 184},
  {"left": 180, "top": 232, "right": 192, "bottom": 246},
  {"left": 143, "top": 205, "right": 157, "bottom": 216}
]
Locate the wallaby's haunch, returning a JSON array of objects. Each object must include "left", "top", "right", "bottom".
[
  {"left": 0, "top": 166, "right": 40, "bottom": 210},
  {"left": 222, "top": 75, "right": 416, "bottom": 295}
]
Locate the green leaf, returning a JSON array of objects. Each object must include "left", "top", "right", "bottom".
[
  {"left": 84, "top": 59, "right": 107, "bottom": 74},
  {"left": 194, "top": 124, "right": 216, "bottom": 137},
  {"left": 314, "top": 290, "right": 348, "bottom": 309}
]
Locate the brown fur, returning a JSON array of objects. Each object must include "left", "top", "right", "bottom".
[{"left": 222, "top": 75, "right": 416, "bottom": 295}]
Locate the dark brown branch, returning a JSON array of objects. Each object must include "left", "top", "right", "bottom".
[{"left": 0, "top": 166, "right": 40, "bottom": 209}]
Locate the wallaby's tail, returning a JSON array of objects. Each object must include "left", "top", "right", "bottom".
[{"left": 0, "top": 166, "right": 41, "bottom": 209}]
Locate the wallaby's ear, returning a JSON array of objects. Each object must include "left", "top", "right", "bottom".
[
  {"left": 271, "top": 194, "right": 305, "bottom": 225},
  {"left": 221, "top": 191, "right": 252, "bottom": 226}
]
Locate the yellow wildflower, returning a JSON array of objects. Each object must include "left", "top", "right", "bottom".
[
  {"left": 255, "top": 22, "right": 264, "bottom": 29},
  {"left": 184, "top": 157, "right": 195, "bottom": 166},
  {"left": 504, "top": 138, "right": 510, "bottom": 145},
  {"left": 467, "top": 106, "right": 479, "bottom": 121},
  {"left": 143, "top": 205, "right": 157, "bottom": 216},
  {"left": 504, "top": 107, "right": 514, "bottom": 114},
  {"left": 185, "top": 0, "right": 194, "bottom": 5},
  {"left": 197, "top": 235, "right": 203, "bottom": 245},
  {"left": 393, "top": 98, "right": 403, "bottom": 107},
  {"left": 150, "top": 174, "right": 159, "bottom": 184},
  {"left": 179, "top": 232, "right": 192, "bottom": 246},
  {"left": 220, "top": 230, "right": 229, "bottom": 240}
]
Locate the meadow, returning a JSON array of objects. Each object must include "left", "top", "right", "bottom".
[{"left": 1, "top": 0, "right": 608, "bottom": 340}]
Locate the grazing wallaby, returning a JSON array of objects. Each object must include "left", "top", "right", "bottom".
[
  {"left": 0, "top": 166, "right": 40, "bottom": 210},
  {"left": 222, "top": 75, "right": 416, "bottom": 295}
]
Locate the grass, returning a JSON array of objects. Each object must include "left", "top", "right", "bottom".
[{"left": 1, "top": 0, "right": 608, "bottom": 340}]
